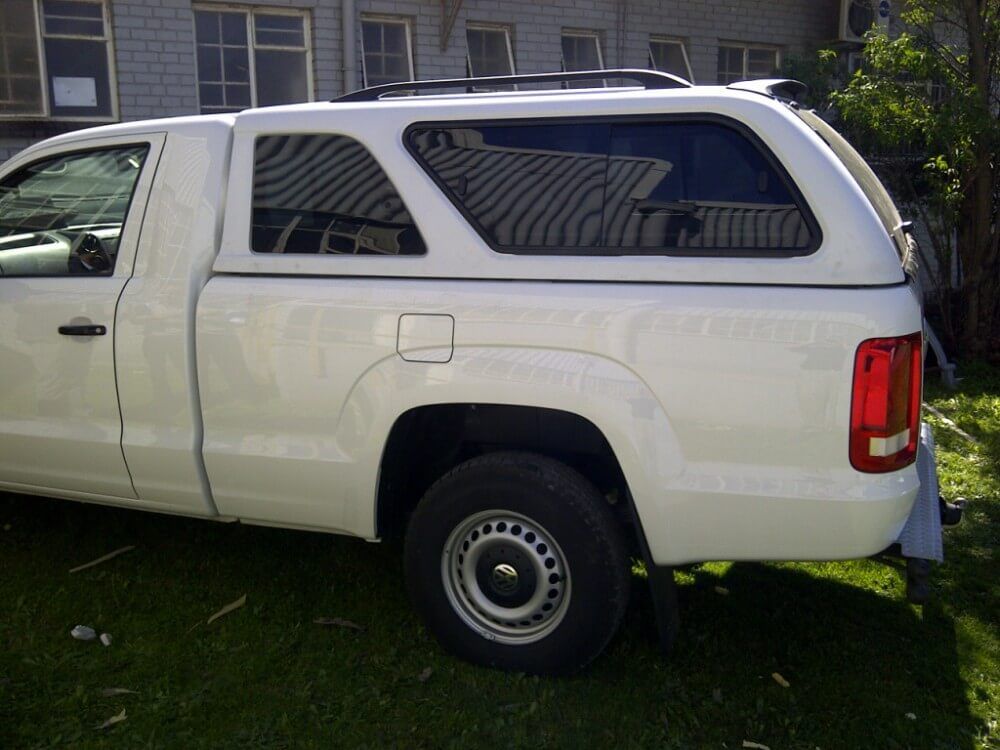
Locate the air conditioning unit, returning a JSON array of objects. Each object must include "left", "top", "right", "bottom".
[{"left": 839, "top": 0, "right": 890, "bottom": 44}]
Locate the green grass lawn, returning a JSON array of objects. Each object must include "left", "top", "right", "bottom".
[{"left": 1, "top": 366, "right": 997, "bottom": 750}]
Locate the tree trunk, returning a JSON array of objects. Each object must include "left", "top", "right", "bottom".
[{"left": 956, "top": 0, "right": 999, "bottom": 359}]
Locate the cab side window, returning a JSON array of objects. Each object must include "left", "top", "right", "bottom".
[
  {"left": 251, "top": 134, "right": 425, "bottom": 255},
  {"left": 0, "top": 146, "right": 149, "bottom": 277}
]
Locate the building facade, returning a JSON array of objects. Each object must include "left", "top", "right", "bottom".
[{"left": 1, "top": 0, "right": 862, "bottom": 162}]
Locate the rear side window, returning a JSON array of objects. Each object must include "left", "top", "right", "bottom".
[
  {"left": 407, "top": 119, "right": 816, "bottom": 256},
  {"left": 252, "top": 134, "right": 425, "bottom": 255},
  {"left": 407, "top": 124, "right": 607, "bottom": 248},
  {"left": 605, "top": 123, "right": 812, "bottom": 252}
]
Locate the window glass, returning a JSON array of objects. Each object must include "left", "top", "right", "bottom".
[
  {"left": 195, "top": 10, "right": 250, "bottom": 113},
  {"left": 604, "top": 122, "right": 811, "bottom": 251},
  {"left": 194, "top": 8, "right": 309, "bottom": 113},
  {"left": 717, "top": 44, "right": 778, "bottom": 84},
  {"left": 409, "top": 124, "right": 608, "bottom": 249},
  {"left": 746, "top": 47, "right": 778, "bottom": 78},
  {"left": 361, "top": 18, "right": 413, "bottom": 86},
  {"left": 561, "top": 33, "right": 603, "bottom": 88},
  {"left": 0, "top": 145, "right": 148, "bottom": 276},
  {"left": 252, "top": 13, "right": 308, "bottom": 105},
  {"left": 648, "top": 39, "right": 692, "bottom": 82},
  {"left": 42, "top": 0, "right": 114, "bottom": 118},
  {"left": 716, "top": 45, "right": 745, "bottom": 84},
  {"left": 0, "top": 0, "right": 44, "bottom": 116},
  {"left": 252, "top": 134, "right": 425, "bottom": 255},
  {"left": 466, "top": 26, "right": 513, "bottom": 77},
  {"left": 409, "top": 120, "right": 814, "bottom": 254}
]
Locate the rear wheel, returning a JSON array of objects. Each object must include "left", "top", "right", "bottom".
[{"left": 404, "top": 451, "right": 630, "bottom": 674}]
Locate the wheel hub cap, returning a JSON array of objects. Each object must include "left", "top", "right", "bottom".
[{"left": 441, "top": 510, "right": 571, "bottom": 645}]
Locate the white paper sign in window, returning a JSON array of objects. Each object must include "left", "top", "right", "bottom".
[{"left": 52, "top": 77, "right": 98, "bottom": 107}]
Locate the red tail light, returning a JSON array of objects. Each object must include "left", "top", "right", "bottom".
[{"left": 850, "top": 332, "right": 922, "bottom": 473}]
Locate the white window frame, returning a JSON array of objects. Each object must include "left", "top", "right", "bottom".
[
  {"left": 465, "top": 23, "right": 516, "bottom": 83},
  {"left": 560, "top": 29, "right": 604, "bottom": 85},
  {"left": 0, "top": 0, "right": 118, "bottom": 122},
  {"left": 717, "top": 42, "right": 780, "bottom": 84},
  {"left": 192, "top": 4, "right": 314, "bottom": 113},
  {"left": 360, "top": 15, "right": 415, "bottom": 88},
  {"left": 648, "top": 36, "right": 693, "bottom": 83}
]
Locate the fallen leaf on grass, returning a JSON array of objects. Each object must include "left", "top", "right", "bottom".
[
  {"left": 207, "top": 594, "right": 247, "bottom": 625},
  {"left": 100, "top": 688, "right": 137, "bottom": 697},
  {"left": 97, "top": 708, "right": 126, "bottom": 730},
  {"left": 771, "top": 672, "right": 790, "bottom": 688},
  {"left": 70, "top": 546, "right": 135, "bottom": 574},
  {"left": 742, "top": 742, "right": 770, "bottom": 750},
  {"left": 714, "top": 586, "right": 730, "bottom": 595},
  {"left": 418, "top": 667, "right": 433, "bottom": 683},
  {"left": 313, "top": 617, "right": 363, "bottom": 632}
]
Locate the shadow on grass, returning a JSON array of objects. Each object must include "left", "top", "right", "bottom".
[{"left": 0, "top": 491, "right": 983, "bottom": 749}]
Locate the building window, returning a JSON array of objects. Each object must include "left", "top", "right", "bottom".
[
  {"left": 252, "top": 134, "right": 425, "bottom": 255},
  {"left": 194, "top": 6, "right": 311, "bottom": 114},
  {"left": 561, "top": 30, "right": 603, "bottom": 88},
  {"left": 466, "top": 24, "right": 515, "bottom": 79},
  {"left": 0, "top": 0, "right": 117, "bottom": 120},
  {"left": 717, "top": 43, "right": 779, "bottom": 84},
  {"left": 648, "top": 37, "right": 693, "bottom": 83},
  {"left": 361, "top": 17, "right": 414, "bottom": 87}
]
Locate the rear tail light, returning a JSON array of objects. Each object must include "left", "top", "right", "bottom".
[{"left": 849, "top": 332, "right": 922, "bottom": 473}]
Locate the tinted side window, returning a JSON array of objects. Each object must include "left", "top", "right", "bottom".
[
  {"left": 604, "top": 122, "right": 812, "bottom": 252},
  {"left": 408, "top": 119, "right": 814, "bottom": 255},
  {"left": 408, "top": 124, "right": 608, "bottom": 249},
  {"left": 252, "top": 134, "right": 425, "bottom": 255},
  {"left": 0, "top": 145, "right": 149, "bottom": 277}
]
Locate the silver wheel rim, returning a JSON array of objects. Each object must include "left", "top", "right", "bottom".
[{"left": 441, "top": 510, "right": 571, "bottom": 645}]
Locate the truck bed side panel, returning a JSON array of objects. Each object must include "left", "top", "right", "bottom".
[{"left": 196, "top": 277, "right": 923, "bottom": 564}]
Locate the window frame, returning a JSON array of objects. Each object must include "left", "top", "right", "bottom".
[
  {"left": 360, "top": 14, "right": 415, "bottom": 88},
  {"left": 0, "top": 0, "right": 118, "bottom": 122},
  {"left": 716, "top": 42, "right": 780, "bottom": 84},
  {"left": 465, "top": 23, "right": 516, "bottom": 83},
  {"left": 648, "top": 36, "right": 693, "bottom": 83},
  {"left": 560, "top": 29, "right": 605, "bottom": 87},
  {"left": 192, "top": 4, "right": 314, "bottom": 114},
  {"left": 403, "top": 113, "right": 822, "bottom": 258}
]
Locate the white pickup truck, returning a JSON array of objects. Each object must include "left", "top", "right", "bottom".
[{"left": 0, "top": 70, "right": 956, "bottom": 674}]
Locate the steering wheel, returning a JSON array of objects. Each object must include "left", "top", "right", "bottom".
[{"left": 70, "top": 232, "right": 112, "bottom": 273}]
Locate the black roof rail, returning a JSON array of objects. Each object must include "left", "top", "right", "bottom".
[
  {"left": 726, "top": 79, "right": 809, "bottom": 104},
  {"left": 333, "top": 69, "right": 692, "bottom": 103}
]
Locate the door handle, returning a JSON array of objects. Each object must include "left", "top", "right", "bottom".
[{"left": 58, "top": 324, "right": 107, "bottom": 336}]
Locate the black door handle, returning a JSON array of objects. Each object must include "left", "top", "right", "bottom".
[{"left": 58, "top": 324, "right": 107, "bottom": 336}]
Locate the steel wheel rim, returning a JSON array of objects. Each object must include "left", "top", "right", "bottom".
[{"left": 441, "top": 509, "right": 571, "bottom": 645}]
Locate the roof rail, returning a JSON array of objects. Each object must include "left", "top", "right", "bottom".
[
  {"left": 333, "top": 69, "right": 692, "bottom": 102},
  {"left": 726, "top": 79, "right": 809, "bottom": 104}
]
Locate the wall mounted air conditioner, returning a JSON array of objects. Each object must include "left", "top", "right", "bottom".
[{"left": 839, "top": 0, "right": 891, "bottom": 44}]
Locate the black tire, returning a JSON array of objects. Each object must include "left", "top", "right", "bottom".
[{"left": 404, "top": 451, "right": 630, "bottom": 675}]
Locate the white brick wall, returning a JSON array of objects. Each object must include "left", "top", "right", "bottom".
[{"left": 1, "top": 0, "right": 838, "bottom": 162}]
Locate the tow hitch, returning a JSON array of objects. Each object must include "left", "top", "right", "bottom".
[
  {"left": 895, "top": 493, "right": 964, "bottom": 604},
  {"left": 940, "top": 496, "right": 965, "bottom": 527}
]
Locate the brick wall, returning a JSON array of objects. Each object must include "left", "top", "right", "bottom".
[{"left": 0, "top": 0, "right": 839, "bottom": 163}]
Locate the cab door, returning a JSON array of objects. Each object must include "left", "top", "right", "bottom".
[{"left": 0, "top": 134, "right": 164, "bottom": 498}]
